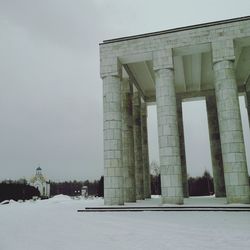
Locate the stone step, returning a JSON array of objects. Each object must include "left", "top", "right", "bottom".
[{"left": 78, "top": 206, "right": 250, "bottom": 212}]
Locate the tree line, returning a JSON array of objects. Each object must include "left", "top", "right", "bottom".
[
  {"left": 0, "top": 177, "right": 104, "bottom": 202},
  {"left": 0, "top": 180, "right": 40, "bottom": 202},
  {"left": 2, "top": 171, "right": 249, "bottom": 202},
  {"left": 150, "top": 168, "right": 214, "bottom": 196},
  {"left": 50, "top": 177, "right": 103, "bottom": 197},
  {"left": 188, "top": 171, "right": 214, "bottom": 196}
]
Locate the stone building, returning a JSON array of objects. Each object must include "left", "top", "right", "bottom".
[
  {"left": 99, "top": 16, "right": 250, "bottom": 205},
  {"left": 30, "top": 167, "right": 50, "bottom": 197}
]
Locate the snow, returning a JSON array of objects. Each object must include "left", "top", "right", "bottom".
[{"left": 0, "top": 196, "right": 250, "bottom": 250}]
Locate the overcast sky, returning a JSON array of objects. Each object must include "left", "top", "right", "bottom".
[{"left": 0, "top": 0, "right": 250, "bottom": 181}]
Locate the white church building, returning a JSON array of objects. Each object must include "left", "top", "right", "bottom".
[{"left": 30, "top": 167, "right": 50, "bottom": 198}]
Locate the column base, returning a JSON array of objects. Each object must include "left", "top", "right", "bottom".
[
  {"left": 124, "top": 188, "right": 136, "bottom": 203},
  {"left": 183, "top": 182, "right": 189, "bottom": 198},
  {"left": 136, "top": 197, "right": 145, "bottom": 201},
  {"left": 215, "top": 193, "right": 226, "bottom": 198},
  {"left": 226, "top": 185, "right": 250, "bottom": 204},
  {"left": 215, "top": 188, "right": 226, "bottom": 198},
  {"left": 104, "top": 185, "right": 124, "bottom": 206},
  {"left": 227, "top": 196, "right": 250, "bottom": 204}
]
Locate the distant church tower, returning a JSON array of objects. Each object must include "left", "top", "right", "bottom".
[{"left": 30, "top": 166, "right": 50, "bottom": 197}]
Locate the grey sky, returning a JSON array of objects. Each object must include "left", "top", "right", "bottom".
[{"left": 0, "top": 0, "right": 250, "bottom": 181}]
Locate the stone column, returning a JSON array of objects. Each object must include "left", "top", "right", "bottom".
[
  {"left": 103, "top": 75, "right": 124, "bottom": 205},
  {"left": 246, "top": 83, "right": 250, "bottom": 126},
  {"left": 212, "top": 41, "right": 250, "bottom": 203},
  {"left": 122, "top": 79, "right": 136, "bottom": 202},
  {"left": 176, "top": 98, "right": 189, "bottom": 198},
  {"left": 206, "top": 94, "right": 226, "bottom": 197},
  {"left": 153, "top": 49, "right": 183, "bottom": 205},
  {"left": 141, "top": 102, "right": 151, "bottom": 199},
  {"left": 133, "top": 91, "right": 144, "bottom": 200}
]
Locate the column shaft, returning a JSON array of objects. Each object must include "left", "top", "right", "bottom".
[
  {"left": 214, "top": 60, "right": 250, "bottom": 203},
  {"left": 103, "top": 75, "right": 124, "bottom": 205},
  {"left": 206, "top": 95, "right": 226, "bottom": 197},
  {"left": 246, "top": 87, "right": 250, "bottom": 126},
  {"left": 122, "top": 79, "right": 136, "bottom": 202},
  {"left": 141, "top": 102, "right": 151, "bottom": 199},
  {"left": 133, "top": 92, "right": 144, "bottom": 200},
  {"left": 176, "top": 98, "right": 189, "bottom": 198},
  {"left": 155, "top": 68, "right": 183, "bottom": 204}
]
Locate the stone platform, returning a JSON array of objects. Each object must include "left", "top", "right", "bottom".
[{"left": 77, "top": 196, "right": 250, "bottom": 212}]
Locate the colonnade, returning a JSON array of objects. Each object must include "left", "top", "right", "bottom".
[
  {"left": 102, "top": 41, "right": 250, "bottom": 205},
  {"left": 103, "top": 76, "right": 151, "bottom": 205}
]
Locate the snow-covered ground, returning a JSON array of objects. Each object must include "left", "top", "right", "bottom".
[{"left": 0, "top": 195, "right": 250, "bottom": 250}]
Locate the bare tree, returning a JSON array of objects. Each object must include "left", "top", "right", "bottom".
[
  {"left": 150, "top": 161, "right": 161, "bottom": 195},
  {"left": 150, "top": 160, "right": 160, "bottom": 176}
]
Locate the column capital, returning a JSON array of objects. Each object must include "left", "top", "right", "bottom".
[
  {"left": 100, "top": 57, "right": 122, "bottom": 79},
  {"left": 212, "top": 39, "right": 235, "bottom": 65},
  {"left": 153, "top": 48, "right": 173, "bottom": 71}
]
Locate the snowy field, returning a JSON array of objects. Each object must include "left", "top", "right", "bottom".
[{"left": 1, "top": 195, "right": 250, "bottom": 250}]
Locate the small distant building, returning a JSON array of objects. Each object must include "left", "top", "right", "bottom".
[
  {"left": 30, "top": 167, "right": 50, "bottom": 198},
  {"left": 81, "top": 186, "right": 88, "bottom": 198}
]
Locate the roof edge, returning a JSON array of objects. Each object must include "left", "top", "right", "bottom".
[{"left": 100, "top": 16, "right": 250, "bottom": 45}]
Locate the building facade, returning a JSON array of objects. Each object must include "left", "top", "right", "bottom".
[{"left": 100, "top": 16, "right": 250, "bottom": 205}]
